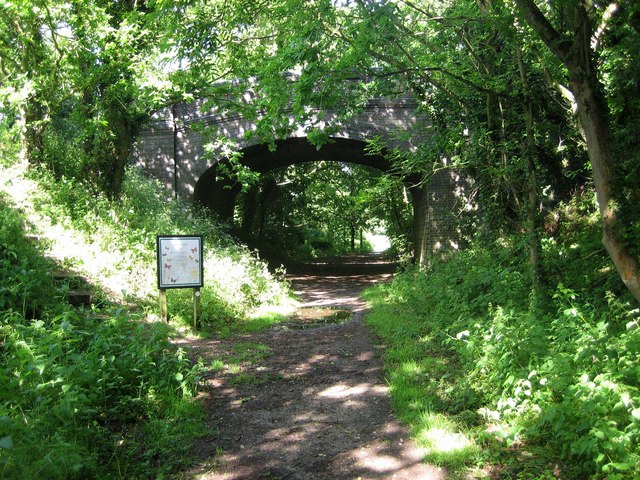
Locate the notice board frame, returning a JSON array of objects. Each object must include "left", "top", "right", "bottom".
[{"left": 156, "top": 235, "right": 204, "bottom": 289}]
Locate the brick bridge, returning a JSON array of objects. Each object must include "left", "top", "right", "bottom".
[{"left": 134, "top": 97, "right": 468, "bottom": 264}]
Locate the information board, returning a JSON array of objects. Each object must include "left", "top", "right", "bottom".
[{"left": 157, "top": 235, "right": 203, "bottom": 289}]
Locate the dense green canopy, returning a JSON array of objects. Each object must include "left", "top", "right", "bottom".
[
  {"left": 2, "top": 2, "right": 640, "bottom": 478},
  {"left": 1, "top": 0, "right": 639, "bottom": 298}
]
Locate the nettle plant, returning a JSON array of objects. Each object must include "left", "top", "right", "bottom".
[
  {"left": 447, "top": 271, "right": 640, "bottom": 476},
  {"left": 0, "top": 170, "right": 205, "bottom": 478},
  {"left": 368, "top": 230, "right": 640, "bottom": 478},
  {"left": 1, "top": 309, "right": 202, "bottom": 479}
]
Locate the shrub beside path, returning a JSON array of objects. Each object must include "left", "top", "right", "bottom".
[{"left": 179, "top": 255, "right": 444, "bottom": 479}]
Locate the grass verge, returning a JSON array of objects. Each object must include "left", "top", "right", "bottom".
[{"left": 363, "top": 228, "right": 640, "bottom": 479}]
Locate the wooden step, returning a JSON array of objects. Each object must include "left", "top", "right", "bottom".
[
  {"left": 53, "top": 270, "right": 70, "bottom": 281},
  {"left": 52, "top": 270, "right": 89, "bottom": 284}
]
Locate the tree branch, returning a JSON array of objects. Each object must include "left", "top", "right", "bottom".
[
  {"left": 513, "top": 0, "right": 572, "bottom": 61},
  {"left": 591, "top": 2, "right": 620, "bottom": 51}
]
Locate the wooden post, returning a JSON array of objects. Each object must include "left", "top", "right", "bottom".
[
  {"left": 159, "top": 289, "right": 168, "bottom": 322},
  {"left": 193, "top": 288, "right": 201, "bottom": 329}
]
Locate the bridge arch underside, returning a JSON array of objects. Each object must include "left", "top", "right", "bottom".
[{"left": 193, "top": 136, "right": 393, "bottom": 221}]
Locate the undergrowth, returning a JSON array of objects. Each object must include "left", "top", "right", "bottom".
[
  {"left": 0, "top": 159, "right": 295, "bottom": 478},
  {"left": 364, "top": 197, "right": 640, "bottom": 479},
  {"left": 0, "top": 192, "right": 202, "bottom": 479},
  {"left": 27, "top": 165, "right": 295, "bottom": 331}
]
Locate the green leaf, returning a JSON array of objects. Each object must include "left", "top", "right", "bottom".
[{"left": 503, "top": 374, "right": 515, "bottom": 386}]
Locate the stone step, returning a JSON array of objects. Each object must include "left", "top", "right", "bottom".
[
  {"left": 67, "top": 290, "right": 92, "bottom": 306},
  {"left": 52, "top": 270, "right": 88, "bottom": 283},
  {"left": 53, "top": 270, "right": 70, "bottom": 281},
  {"left": 45, "top": 253, "right": 67, "bottom": 263},
  {"left": 25, "top": 234, "right": 41, "bottom": 243}
]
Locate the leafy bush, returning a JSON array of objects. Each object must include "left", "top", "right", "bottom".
[
  {"left": 0, "top": 309, "right": 202, "bottom": 479},
  {"left": 0, "top": 192, "right": 202, "bottom": 478},
  {"left": 0, "top": 127, "right": 20, "bottom": 167},
  {"left": 0, "top": 194, "right": 57, "bottom": 317},
  {"left": 365, "top": 219, "right": 640, "bottom": 478}
]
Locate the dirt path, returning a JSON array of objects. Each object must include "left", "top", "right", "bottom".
[{"left": 180, "top": 255, "right": 444, "bottom": 479}]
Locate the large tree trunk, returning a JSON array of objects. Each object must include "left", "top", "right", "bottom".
[
  {"left": 109, "top": 112, "right": 137, "bottom": 198},
  {"left": 239, "top": 183, "right": 261, "bottom": 241},
  {"left": 570, "top": 72, "right": 640, "bottom": 300},
  {"left": 515, "top": 0, "right": 640, "bottom": 301}
]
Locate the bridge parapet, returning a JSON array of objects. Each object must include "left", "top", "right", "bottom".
[{"left": 134, "top": 96, "right": 427, "bottom": 199}]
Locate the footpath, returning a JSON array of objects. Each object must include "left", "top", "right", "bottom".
[{"left": 178, "top": 254, "right": 444, "bottom": 479}]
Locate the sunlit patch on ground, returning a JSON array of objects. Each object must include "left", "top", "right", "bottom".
[
  {"left": 282, "top": 307, "right": 351, "bottom": 329},
  {"left": 318, "top": 382, "right": 387, "bottom": 399},
  {"left": 415, "top": 412, "right": 479, "bottom": 466},
  {"left": 246, "top": 300, "right": 299, "bottom": 325}
]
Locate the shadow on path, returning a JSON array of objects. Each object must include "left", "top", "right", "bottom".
[{"left": 180, "top": 254, "right": 443, "bottom": 479}]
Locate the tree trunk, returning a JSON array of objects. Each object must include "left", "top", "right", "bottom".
[
  {"left": 22, "top": 101, "right": 47, "bottom": 166},
  {"left": 570, "top": 73, "right": 640, "bottom": 300},
  {"left": 515, "top": 0, "right": 640, "bottom": 301},
  {"left": 239, "top": 183, "right": 261, "bottom": 241},
  {"left": 109, "top": 113, "right": 136, "bottom": 198},
  {"left": 350, "top": 222, "right": 356, "bottom": 252},
  {"left": 515, "top": 40, "right": 542, "bottom": 291},
  {"left": 256, "top": 178, "right": 277, "bottom": 243}
]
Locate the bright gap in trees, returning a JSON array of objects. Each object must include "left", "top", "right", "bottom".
[{"left": 233, "top": 160, "right": 412, "bottom": 263}]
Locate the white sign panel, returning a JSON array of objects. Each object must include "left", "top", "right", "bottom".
[{"left": 157, "top": 235, "right": 203, "bottom": 289}]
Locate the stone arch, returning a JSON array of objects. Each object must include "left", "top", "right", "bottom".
[
  {"left": 135, "top": 97, "right": 470, "bottom": 265},
  {"left": 134, "top": 97, "right": 422, "bottom": 200},
  {"left": 193, "top": 136, "right": 391, "bottom": 221}
]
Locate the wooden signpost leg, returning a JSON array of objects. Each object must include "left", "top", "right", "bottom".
[
  {"left": 159, "top": 289, "right": 168, "bottom": 322},
  {"left": 193, "top": 288, "right": 201, "bottom": 329}
]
